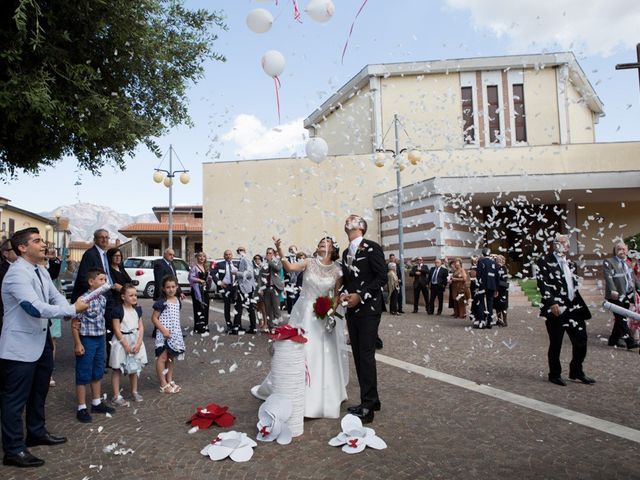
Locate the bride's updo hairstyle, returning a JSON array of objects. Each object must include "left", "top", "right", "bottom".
[{"left": 317, "top": 236, "right": 340, "bottom": 261}]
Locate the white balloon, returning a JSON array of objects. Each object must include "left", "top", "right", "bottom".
[
  {"left": 246, "top": 8, "right": 273, "bottom": 34},
  {"left": 305, "top": 0, "right": 335, "bottom": 23},
  {"left": 305, "top": 137, "right": 329, "bottom": 164},
  {"left": 261, "top": 50, "right": 285, "bottom": 77}
]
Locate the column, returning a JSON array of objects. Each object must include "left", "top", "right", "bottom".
[{"left": 181, "top": 236, "right": 187, "bottom": 260}]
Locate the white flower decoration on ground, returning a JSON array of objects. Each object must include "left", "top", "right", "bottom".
[
  {"left": 328, "top": 414, "right": 387, "bottom": 454},
  {"left": 200, "top": 431, "right": 257, "bottom": 463},
  {"left": 256, "top": 394, "right": 293, "bottom": 445}
]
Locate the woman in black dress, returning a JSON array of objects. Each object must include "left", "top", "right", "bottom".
[{"left": 189, "top": 252, "right": 212, "bottom": 334}]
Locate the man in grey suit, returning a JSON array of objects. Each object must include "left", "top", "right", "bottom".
[
  {"left": 259, "top": 247, "right": 284, "bottom": 330},
  {"left": 0, "top": 228, "right": 87, "bottom": 468},
  {"left": 603, "top": 241, "right": 640, "bottom": 349},
  {"left": 233, "top": 246, "right": 257, "bottom": 334}
]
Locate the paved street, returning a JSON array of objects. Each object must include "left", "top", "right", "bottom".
[{"left": 2, "top": 298, "right": 639, "bottom": 480}]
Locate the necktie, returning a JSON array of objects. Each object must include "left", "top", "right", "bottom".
[
  {"left": 34, "top": 267, "right": 43, "bottom": 286},
  {"left": 560, "top": 258, "right": 575, "bottom": 301},
  {"left": 621, "top": 259, "right": 633, "bottom": 294},
  {"left": 103, "top": 252, "right": 113, "bottom": 284},
  {"left": 432, "top": 267, "right": 438, "bottom": 283}
]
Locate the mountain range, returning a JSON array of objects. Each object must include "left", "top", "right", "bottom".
[{"left": 40, "top": 203, "right": 156, "bottom": 243}]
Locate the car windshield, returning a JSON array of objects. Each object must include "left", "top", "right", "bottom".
[
  {"left": 174, "top": 259, "right": 188, "bottom": 271},
  {"left": 123, "top": 258, "right": 143, "bottom": 268}
]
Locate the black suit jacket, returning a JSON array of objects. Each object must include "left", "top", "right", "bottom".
[
  {"left": 428, "top": 266, "right": 448, "bottom": 290},
  {"left": 153, "top": 258, "right": 179, "bottom": 300},
  {"left": 71, "top": 246, "right": 103, "bottom": 302},
  {"left": 536, "top": 253, "right": 591, "bottom": 321},
  {"left": 409, "top": 264, "right": 429, "bottom": 286},
  {"left": 476, "top": 256, "right": 498, "bottom": 291},
  {"left": 341, "top": 238, "right": 388, "bottom": 318}
]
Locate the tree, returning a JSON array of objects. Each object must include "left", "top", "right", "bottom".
[{"left": 0, "top": 0, "right": 227, "bottom": 177}]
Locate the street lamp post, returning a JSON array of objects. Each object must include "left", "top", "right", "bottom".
[
  {"left": 153, "top": 144, "right": 190, "bottom": 250},
  {"left": 375, "top": 114, "right": 422, "bottom": 308},
  {"left": 54, "top": 210, "right": 61, "bottom": 256}
]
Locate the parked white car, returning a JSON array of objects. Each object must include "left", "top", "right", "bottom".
[{"left": 123, "top": 256, "right": 190, "bottom": 298}]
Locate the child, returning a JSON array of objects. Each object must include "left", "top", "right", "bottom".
[
  {"left": 109, "top": 284, "right": 148, "bottom": 406},
  {"left": 72, "top": 267, "right": 115, "bottom": 423},
  {"left": 151, "top": 275, "right": 185, "bottom": 394}
]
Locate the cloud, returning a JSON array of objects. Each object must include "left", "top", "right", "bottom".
[
  {"left": 221, "top": 114, "right": 307, "bottom": 160},
  {"left": 446, "top": 0, "right": 640, "bottom": 56}
]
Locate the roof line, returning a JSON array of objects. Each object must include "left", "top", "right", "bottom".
[{"left": 303, "top": 51, "right": 604, "bottom": 129}]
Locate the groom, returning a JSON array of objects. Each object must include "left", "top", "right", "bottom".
[{"left": 340, "top": 215, "right": 388, "bottom": 423}]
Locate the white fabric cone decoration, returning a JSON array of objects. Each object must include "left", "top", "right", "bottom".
[
  {"left": 271, "top": 340, "right": 305, "bottom": 437},
  {"left": 256, "top": 394, "right": 293, "bottom": 445},
  {"left": 200, "top": 431, "right": 257, "bottom": 463},
  {"left": 328, "top": 414, "right": 387, "bottom": 454}
]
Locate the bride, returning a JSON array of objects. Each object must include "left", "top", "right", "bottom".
[{"left": 251, "top": 236, "right": 349, "bottom": 419}]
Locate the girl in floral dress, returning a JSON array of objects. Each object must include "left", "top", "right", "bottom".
[{"left": 151, "top": 276, "right": 185, "bottom": 394}]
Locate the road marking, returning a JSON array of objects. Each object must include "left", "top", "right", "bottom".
[
  {"left": 194, "top": 300, "right": 640, "bottom": 444},
  {"left": 376, "top": 353, "right": 640, "bottom": 444}
]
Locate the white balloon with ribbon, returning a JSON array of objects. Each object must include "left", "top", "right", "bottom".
[
  {"left": 246, "top": 8, "right": 274, "bottom": 34},
  {"left": 305, "top": 0, "right": 335, "bottom": 23},
  {"left": 261, "top": 50, "right": 285, "bottom": 123},
  {"left": 305, "top": 137, "right": 329, "bottom": 164}
]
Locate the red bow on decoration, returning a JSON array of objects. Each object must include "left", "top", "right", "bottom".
[
  {"left": 348, "top": 438, "right": 359, "bottom": 449},
  {"left": 187, "top": 403, "right": 236, "bottom": 429},
  {"left": 267, "top": 324, "right": 308, "bottom": 343}
]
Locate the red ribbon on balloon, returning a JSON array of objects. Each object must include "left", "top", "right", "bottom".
[
  {"left": 341, "top": 0, "right": 369, "bottom": 64},
  {"left": 275, "top": 0, "right": 302, "bottom": 23}
]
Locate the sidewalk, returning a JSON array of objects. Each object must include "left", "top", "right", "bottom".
[{"left": 2, "top": 300, "right": 638, "bottom": 479}]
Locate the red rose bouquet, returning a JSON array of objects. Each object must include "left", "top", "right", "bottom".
[{"left": 313, "top": 296, "right": 333, "bottom": 320}]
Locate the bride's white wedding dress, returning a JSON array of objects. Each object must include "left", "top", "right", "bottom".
[{"left": 252, "top": 257, "right": 349, "bottom": 419}]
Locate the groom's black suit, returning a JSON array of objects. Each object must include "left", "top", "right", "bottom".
[{"left": 341, "top": 238, "right": 388, "bottom": 411}]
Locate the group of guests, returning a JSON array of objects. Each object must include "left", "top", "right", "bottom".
[
  {"left": 176, "top": 245, "right": 308, "bottom": 337},
  {"left": 387, "top": 250, "right": 509, "bottom": 328}
]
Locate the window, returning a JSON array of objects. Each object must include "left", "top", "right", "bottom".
[
  {"left": 194, "top": 212, "right": 203, "bottom": 218},
  {"left": 512, "top": 83, "right": 527, "bottom": 142},
  {"left": 123, "top": 258, "right": 144, "bottom": 268},
  {"left": 486, "top": 85, "right": 500, "bottom": 143},
  {"left": 194, "top": 242, "right": 203, "bottom": 252},
  {"left": 174, "top": 259, "right": 189, "bottom": 271},
  {"left": 8, "top": 218, "right": 15, "bottom": 235},
  {"left": 461, "top": 86, "right": 475, "bottom": 144}
]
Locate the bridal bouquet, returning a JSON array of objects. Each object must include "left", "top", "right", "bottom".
[{"left": 313, "top": 295, "right": 343, "bottom": 333}]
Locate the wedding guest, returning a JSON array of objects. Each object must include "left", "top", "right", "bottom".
[
  {"left": 72, "top": 267, "right": 115, "bottom": 423},
  {"left": 233, "top": 246, "right": 257, "bottom": 334},
  {"left": 0, "top": 228, "right": 87, "bottom": 467},
  {"left": 293, "top": 251, "right": 307, "bottom": 305},
  {"left": 45, "top": 249, "right": 63, "bottom": 388},
  {"left": 189, "top": 252, "right": 212, "bottom": 334},
  {"left": 105, "top": 248, "right": 134, "bottom": 364},
  {"left": 152, "top": 276, "right": 185, "bottom": 394},
  {"left": 0, "top": 239, "right": 18, "bottom": 336},
  {"left": 409, "top": 256, "right": 429, "bottom": 313},
  {"left": 446, "top": 258, "right": 456, "bottom": 315},
  {"left": 475, "top": 248, "right": 498, "bottom": 329},
  {"left": 468, "top": 255, "right": 481, "bottom": 323},
  {"left": 71, "top": 229, "right": 111, "bottom": 302},
  {"left": 387, "top": 263, "right": 400, "bottom": 315},
  {"left": 603, "top": 241, "right": 640, "bottom": 349},
  {"left": 259, "top": 248, "right": 284, "bottom": 330},
  {"left": 109, "top": 284, "right": 147, "bottom": 406},
  {"left": 215, "top": 249, "right": 239, "bottom": 334},
  {"left": 494, "top": 255, "right": 509, "bottom": 327},
  {"left": 537, "top": 235, "right": 594, "bottom": 386},
  {"left": 284, "top": 245, "right": 299, "bottom": 314},
  {"left": 450, "top": 259, "right": 470, "bottom": 319},
  {"left": 428, "top": 259, "right": 448, "bottom": 315},
  {"left": 252, "top": 254, "right": 268, "bottom": 331}
]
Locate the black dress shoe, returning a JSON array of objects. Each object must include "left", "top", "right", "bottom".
[
  {"left": 627, "top": 342, "right": 640, "bottom": 350},
  {"left": 548, "top": 377, "right": 567, "bottom": 386},
  {"left": 26, "top": 432, "right": 67, "bottom": 447},
  {"left": 347, "top": 402, "right": 381, "bottom": 413},
  {"left": 3, "top": 450, "right": 45, "bottom": 467},
  {"left": 351, "top": 407, "right": 374, "bottom": 424},
  {"left": 569, "top": 374, "right": 596, "bottom": 384}
]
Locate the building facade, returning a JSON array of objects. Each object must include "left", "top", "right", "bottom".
[
  {"left": 119, "top": 205, "right": 203, "bottom": 261},
  {"left": 202, "top": 52, "right": 639, "bottom": 275}
]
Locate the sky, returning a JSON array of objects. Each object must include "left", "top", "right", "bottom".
[{"left": 2, "top": 0, "right": 639, "bottom": 215}]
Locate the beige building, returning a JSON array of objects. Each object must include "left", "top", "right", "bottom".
[
  {"left": 203, "top": 52, "right": 640, "bottom": 276},
  {"left": 0, "top": 197, "right": 58, "bottom": 247}
]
